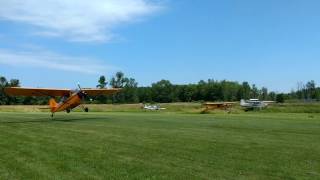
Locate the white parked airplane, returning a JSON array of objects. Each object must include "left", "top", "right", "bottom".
[
  {"left": 240, "top": 99, "right": 274, "bottom": 110},
  {"left": 143, "top": 104, "right": 166, "bottom": 111}
]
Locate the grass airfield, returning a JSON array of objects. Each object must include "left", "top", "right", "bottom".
[{"left": 0, "top": 106, "right": 320, "bottom": 179}]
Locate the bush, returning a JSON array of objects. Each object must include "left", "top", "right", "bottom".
[{"left": 276, "top": 94, "right": 285, "bottom": 103}]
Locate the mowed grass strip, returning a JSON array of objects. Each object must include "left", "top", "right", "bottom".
[{"left": 0, "top": 112, "right": 319, "bottom": 179}]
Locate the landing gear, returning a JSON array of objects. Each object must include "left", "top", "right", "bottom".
[
  {"left": 51, "top": 113, "right": 54, "bottom": 118},
  {"left": 66, "top": 109, "right": 71, "bottom": 113},
  {"left": 80, "top": 104, "right": 89, "bottom": 112}
]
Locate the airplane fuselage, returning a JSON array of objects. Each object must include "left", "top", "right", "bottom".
[
  {"left": 240, "top": 99, "right": 268, "bottom": 109},
  {"left": 51, "top": 92, "right": 83, "bottom": 113}
]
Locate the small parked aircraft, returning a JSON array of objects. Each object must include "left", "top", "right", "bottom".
[
  {"left": 143, "top": 104, "right": 166, "bottom": 111},
  {"left": 5, "top": 85, "right": 121, "bottom": 117},
  {"left": 203, "top": 102, "right": 235, "bottom": 110},
  {"left": 240, "top": 99, "right": 274, "bottom": 110}
]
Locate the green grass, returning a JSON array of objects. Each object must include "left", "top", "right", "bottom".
[
  {"left": 262, "top": 103, "right": 320, "bottom": 113},
  {"left": 0, "top": 103, "right": 204, "bottom": 113},
  {"left": 0, "top": 112, "right": 319, "bottom": 179},
  {"left": 3, "top": 102, "right": 320, "bottom": 114}
]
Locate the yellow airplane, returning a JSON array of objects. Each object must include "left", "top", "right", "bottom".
[{"left": 4, "top": 85, "right": 121, "bottom": 117}]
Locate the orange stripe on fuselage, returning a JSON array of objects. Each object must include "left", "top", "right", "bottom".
[{"left": 53, "top": 93, "right": 82, "bottom": 113}]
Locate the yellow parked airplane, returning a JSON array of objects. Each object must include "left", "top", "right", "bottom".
[{"left": 5, "top": 85, "right": 121, "bottom": 117}]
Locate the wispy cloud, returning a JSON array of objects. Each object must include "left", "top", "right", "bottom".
[
  {"left": 0, "top": 0, "right": 163, "bottom": 42},
  {"left": 0, "top": 49, "right": 118, "bottom": 74}
]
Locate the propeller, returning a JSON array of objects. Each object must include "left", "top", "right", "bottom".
[
  {"left": 76, "top": 83, "right": 88, "bottom": 99},
  {"left": 77, "top": 83, "right": 93, "bottom": 101},
  {"left": 77, "top": 83, "right": 90, "bottom": 112},
  {"left": 77, "top": 82, "right": 82, "bottom": 91}
]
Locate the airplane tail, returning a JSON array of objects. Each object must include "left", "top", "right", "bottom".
[
  {"left": 49, "top": 98, "right": 58, "bottom": 112},
  {"left": 240, "top": 99, "right": 246, "bottom": 106}
]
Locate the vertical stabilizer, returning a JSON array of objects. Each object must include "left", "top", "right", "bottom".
[
  {"left": 240, "top": 99, "right": 246, "bottom": 106},
  {"left": 49, "top": 98, "right": 58, "bottom": 112}
]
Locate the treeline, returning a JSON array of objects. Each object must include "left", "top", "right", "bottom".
[
  {"left": 0, "top": 76, "right": 50, "bottom": 105},
  {"left": 0, "top": 72, "right": 319, "bottom": 105},
  {"left": 93, "top": 72, "right": 278, "bottom": 104},
  {"left": 287, "top": 81, "right": 320, "bottom": 101}
]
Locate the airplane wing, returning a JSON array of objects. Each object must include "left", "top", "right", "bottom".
[
  {"left": 82, "top": 88, "right": 121, "bottom": 96},
  {"left": 4, "top": 87, "right": 71, "bottom": 97},
  {"left": 204, "top": 102, "right": 236, "bottom": 105}
]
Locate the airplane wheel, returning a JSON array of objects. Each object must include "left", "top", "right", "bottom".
[
  {"left": 85, "top": 107, "right": 89, "bottom": 112},
  {"left": 66, "top": 109, "right": 71, "bottom": 113}
]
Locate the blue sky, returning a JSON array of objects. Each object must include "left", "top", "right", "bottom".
[{"left": 0, "top": 0, "right": 319, "bottom": 92}]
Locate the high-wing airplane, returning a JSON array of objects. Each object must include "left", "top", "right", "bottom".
[
  {"left": 240, "top": 99, "right": 274, "bottom": 110},
  {"left": 203, "top": 102, "right": 235, "bottom": 110},
  {"left": 4, "top": 85, "right": 121, "bottom": 117},
  {"left": 143, "top": 104, "right": 166, "bottom": 111}
]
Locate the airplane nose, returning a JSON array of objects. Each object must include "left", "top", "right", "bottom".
[{"left": 77, "top": 91, "right": 88, "bottom": 99}]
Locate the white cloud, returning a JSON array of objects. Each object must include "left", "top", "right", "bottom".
[
  {"left": 0, "top": 0, "right": 162, "bottom": 42},
  {"left": 0, "top": 49, "right": 118, "bottom": 74}
]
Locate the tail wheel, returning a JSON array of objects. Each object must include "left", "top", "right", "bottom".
[
  {"left": 66, "top": 109, "right": 71, "bottom": 113},
  {"left": 85, "top": 107, "right": 89, "bottom": 112}
]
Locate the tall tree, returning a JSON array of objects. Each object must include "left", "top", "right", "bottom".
[
  {"left": 97, "top": 75, "right": 107, "bottom": 88},
  {"left": 151, "top": 80, "right": 174, "bottom": 103},
  {"left": 296, "top": 82, "right": 305, "bottom": 99},
  {"left": 122, "top": 78, "right": 139, "bottom": 103},
  {"left": 0, "top": 76, "right": 8, "bottom": 105},
  {"left": 251, "top": 84, "right": 259, "bottom": 98},
  {"left": 109, "top": 72, "right": 138, "bottom": 103},
  {"left": 276, "top": 94, "right": 285, "bottom": 103},
  {"left": 239, "top": 82, "right": 251, "bottom": 100},
  {"left": 261, "top": 87, "right": 268, "bottom": 100},
  {"left": 96, "top": 76, "right": 108, "bottom": 103},
  {"left": 110, "top": 72, "right": 127, "bottom": 88},
  {"left": 306, "top": 80, "right": 316, "bottom": 100}
]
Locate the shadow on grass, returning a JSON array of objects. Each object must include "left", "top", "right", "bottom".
[{"left": 54, "top": 117, "right": 104, "bottom": 122}]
